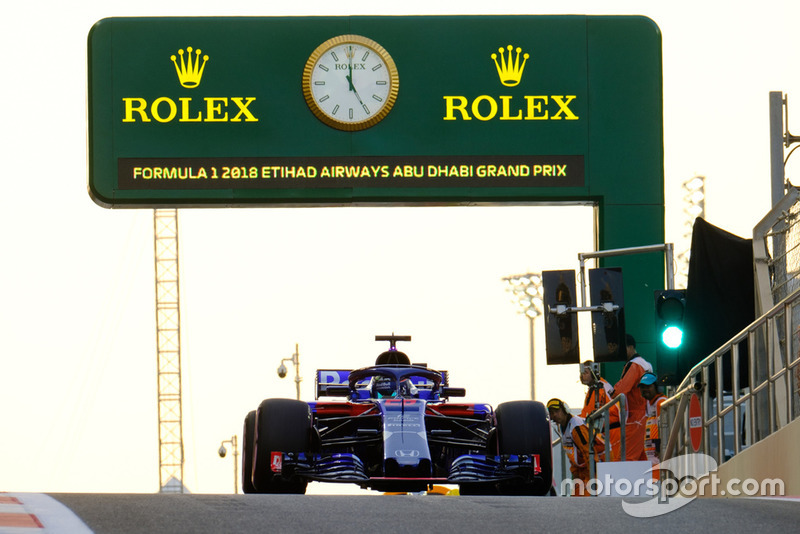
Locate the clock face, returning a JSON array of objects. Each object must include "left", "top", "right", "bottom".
[{"left": 302, "top": 35, "right": 399, "bottom": 131}]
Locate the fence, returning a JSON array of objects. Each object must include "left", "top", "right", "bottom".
[{"left": 661, "top": 187, "right": 800, "bottom": 465}]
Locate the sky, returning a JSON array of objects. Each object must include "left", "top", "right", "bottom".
[{"left": 1, "top": 0, "right": 799, "bottom": 495}]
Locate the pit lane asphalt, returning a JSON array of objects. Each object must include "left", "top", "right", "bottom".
[{"left": 50, "top": 493, "right": 800, "bottom": 533}]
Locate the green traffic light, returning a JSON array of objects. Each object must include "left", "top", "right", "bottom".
[{"left": 661, "top": 325, "right": 683, "bottom": 348}]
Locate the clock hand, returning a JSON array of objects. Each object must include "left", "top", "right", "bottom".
[
  {"left": 346, "top": 46, "right": 369, "bottom": 112},
  {"left": 346, "top": 75, "right": 365, "bottom": 105},
  {"left": 347, "top": 46, "right": 355, "bottom": 91}
]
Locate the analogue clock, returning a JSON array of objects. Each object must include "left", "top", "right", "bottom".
[{"left": 302, "top": 34, "right": 399, "bottom": 131}]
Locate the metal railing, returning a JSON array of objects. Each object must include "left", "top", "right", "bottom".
[
  {"left": 550, "top": 435, "right": 568, "bottom": 494},
  {"left": 550, "top": 394, "right": 627, "bottom": 495},
  {"left": 661, "top": 287, "right": 800, "bottom": 465},
  {"left": 586, "top": 394, "right": 627, "bottom": 481},
  {"left": 754, "top": 186, "right": 800, "bottom": 312}
]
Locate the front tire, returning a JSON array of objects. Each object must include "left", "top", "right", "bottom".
[
  {"left": 252, "top": 398, "right": 311, "bottom": 494},
  {"left": 242, "top": 410, "right": 257, "bottom": 494},
  {"left": 494, "top": 400, "right": 553, "bottom": 496}
]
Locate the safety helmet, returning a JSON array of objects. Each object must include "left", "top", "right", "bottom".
[
  {"left": 546, "top": 398, "right": 569, "bottom": 413},
  {"left": 638, "top": 372, "right": 658, "bottom": 386},
  {"left": 580, "top": 360, "right": 599, "bottom": 380}
]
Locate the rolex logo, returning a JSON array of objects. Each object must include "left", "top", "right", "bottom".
[
  {"left": 443, "top": 44, "right": 577, "bottom": 122},
  {"left": 170, "top": 46, "right": 208, "bottom": 88},
  {"left": 491, "top": 45, "right": 529, "bottom": 87},
  {"left": 122, "top": 46, "right": 257, "bottom": 123}
]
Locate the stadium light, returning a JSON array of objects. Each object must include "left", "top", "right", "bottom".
[
  {"left": 677, "top": 175, "right": 705, "bottom": 288},
  {"left": 502, "top": 273, "right": 543, "bottom": 400}
]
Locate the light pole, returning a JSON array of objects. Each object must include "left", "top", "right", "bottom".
[
  {"left": 502, "top": 273, "right": 544, "bottom": 400},
  {"left": 217, "top": 435, "right": 239, "bottom": 494},
  {"left": 277, "top": 343, "right": 302, "bottom": 400}
]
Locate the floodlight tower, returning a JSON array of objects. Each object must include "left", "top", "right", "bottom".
[
  {"left": 153, "top": 208, "right": 185, "bottom": 493},
  {"left": 676, "top": 176, "right": 705, "bottom": 289},
  {"left": 502, "top": 273, "right": 544, "bottom": 400}
]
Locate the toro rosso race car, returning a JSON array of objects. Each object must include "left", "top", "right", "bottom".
[{"left": 242, "top": 335, "right": 553, "bottom": 495}]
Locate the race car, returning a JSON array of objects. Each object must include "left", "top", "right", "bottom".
[{"left": 241, "top": 335, "right": 553, "bottom": 495}]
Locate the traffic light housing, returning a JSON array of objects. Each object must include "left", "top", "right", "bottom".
[
  {"left": 654, "top": 289, "right": 686, "bottom": 383},
  {"left": 588, "top": 267, "right": 627, "bottom": 362},
  {"left": 542, "top": 270, "right": 580, "bottom": 365}
]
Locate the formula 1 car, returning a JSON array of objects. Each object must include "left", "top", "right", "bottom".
[{"left": 241, "top": 335, "right": 553, "bottom": 495}]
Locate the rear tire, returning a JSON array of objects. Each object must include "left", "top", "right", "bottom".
[
  {"left": 494, "top": 400, "right": 553, "bottom": 496},
  {"left": 252, "top": 398, "right": 311, "bottom": 494},
  {"left": 242, "top": 410, "right": 257, "bottom": 494}
]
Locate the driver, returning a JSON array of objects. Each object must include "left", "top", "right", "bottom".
[
  {"left": 372, "top": 376, "right": 397, "bottom": 398},
  {"left": 370, "top": 375, "right": 419, "bottom": 399}
]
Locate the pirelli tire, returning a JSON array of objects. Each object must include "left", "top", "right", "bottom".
[
  {"left": 252, "top": 398, "right": 312, "bottom": 494},
  {"left": 241, "top": 410, "right": 257, "bottom": 494},
  {"left": 494, "top": 400, "right": 554, "bottom": 496}
]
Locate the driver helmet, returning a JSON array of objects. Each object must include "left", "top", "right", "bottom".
[{"left": 373, "top": 376, "right": 397, "bottom": 398}]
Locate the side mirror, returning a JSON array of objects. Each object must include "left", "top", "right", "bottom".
[{"left": 441, "top": 387, "right": 466, "bottom": 398}]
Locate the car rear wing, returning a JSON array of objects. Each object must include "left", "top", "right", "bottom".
[
  {"left": 315, "top": 369, "right": 450, "bottom": 399},
  {"left": 316, "top": 370, "right": 361, "bottom": 399}
]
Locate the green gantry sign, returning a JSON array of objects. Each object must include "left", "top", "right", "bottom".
[
  {"left": 87, "top": 16, "right": 662, "bottom": 209},
  {"left": 87, "top": 15, "right": 665, "bottom": 366}
]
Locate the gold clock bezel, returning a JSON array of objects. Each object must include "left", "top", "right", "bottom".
[{"left": 302, "top": 34, "right": 399, "bottom": 132}]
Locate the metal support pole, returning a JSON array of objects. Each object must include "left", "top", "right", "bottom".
[
  {"left": 218, "top": 436, "right": 239, "bottom": 494},
  {"left": 578, "top": 243, "right": 675, "bottom": 307},
  {"left": 154, "top": 208, "right": 185, "bottom": 493},
  {"left": 587, "top": 394, "right": 626, "bottom": 478},
  {"left": 233, "top": 436, "right": 239, "bottom": 494},
  {"left": 501, "top": 273, "right": 542, "bottom": 401},
  {"left": 770, "top": 91, "right": 786, "bottom": 207},
  {"left": 278, "top": 344, "right": 302, "bottom": 400},
  {"left": 278, "top": 343, "right": 303, "bottom": 400},
  {"left": 529, "top": 317, "right": 536, "bottom": 401},
  {"left": 294, "top": 343, "right": 301, "bottom": 401}
]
